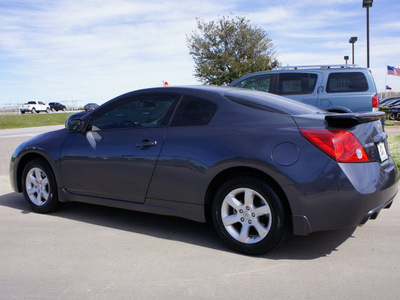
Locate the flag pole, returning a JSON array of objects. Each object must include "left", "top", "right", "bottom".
[{"left": 385, "top": 66, "right": 387, "bottom": 98}]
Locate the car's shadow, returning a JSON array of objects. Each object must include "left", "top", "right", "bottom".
[{"left": 0, "top": 192, "right": 356, "bottom": 259}]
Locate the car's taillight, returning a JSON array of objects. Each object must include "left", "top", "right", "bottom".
[
  {"left": 372, "top": 94, "right": 379, "bottom": 111},
  {"left": 301, "top": 129, "right": 370, "bottom": 162}
]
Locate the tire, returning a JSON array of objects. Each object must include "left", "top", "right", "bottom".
[
  {"left": 62, "top": 107, "right": 66, "bottom": 111},
  {"left": 31, "top": 108, "right": 36, "bottom": 114},
  {"left": 21, "top": 159, "right": 59, "bottom": 213},
  {"left": 212, "top": 176, "right": 287, "bottom": 255},
  {"left": 21, "top": 111, "right": 25, "bottom": 114}
]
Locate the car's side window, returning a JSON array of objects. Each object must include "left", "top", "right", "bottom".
[
  {"left": 278, "top": 73, "right": 317, "bottom": 95},
  {"left": 326, "top": 72, "right": 368, "bottom": 93},
  {"left": 89, "top": 95, "right": 177, "bottom": 130},
  {"left": 170, "top": 96, "right": 217, "bottom": 127},
  {"left": 233, "top": 75, "right": 272, "bottom": 92}
]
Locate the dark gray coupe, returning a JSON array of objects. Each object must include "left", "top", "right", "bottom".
[{"left": 10, "top": 86, "right": 399, "bottom": 254}]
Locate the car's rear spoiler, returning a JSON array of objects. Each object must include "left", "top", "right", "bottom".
[{"left": 325, "top": 112, "right": 385, "bottom": 128}]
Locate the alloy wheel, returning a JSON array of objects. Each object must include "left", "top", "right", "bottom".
[{"left": 25, "top": 167, "right": 50, "bottom": 207}]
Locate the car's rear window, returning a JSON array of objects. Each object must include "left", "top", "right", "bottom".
[{"left": 326, "top": 72, "right": 368, "bottom": 93}]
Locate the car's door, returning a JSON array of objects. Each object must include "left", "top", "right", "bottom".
[
  {"left": 146, "top": 95, "right": 219, "bottom": 205},
  {"left": 60, "top": 93, "right": 179, "bottom": 203}
]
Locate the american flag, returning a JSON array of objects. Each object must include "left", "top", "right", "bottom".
[{"left": 387, "top": 65, "right": 400, "bottom": 76}]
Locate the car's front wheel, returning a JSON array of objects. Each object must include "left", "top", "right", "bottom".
[
  {"left": 212, "top": 176, "right": 287, "bottom": 255},
  {"left": 22, "top": 159, "right": 59, "bottom": 213}
]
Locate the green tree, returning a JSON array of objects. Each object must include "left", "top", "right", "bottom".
[{"left": 187, "top": 15, "right": 279, "bottom": 86}]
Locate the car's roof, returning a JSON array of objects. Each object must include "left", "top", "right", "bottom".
[
  {"left": 228, "top": 67, "right": 372, "bottom": 87},
  {"left": 118, "top": 85, "right": 325, "bottom": 116},
  {"left": 239, "top": 67, "right": 367, "bottom": 75}
]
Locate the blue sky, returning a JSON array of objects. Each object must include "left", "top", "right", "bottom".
[{"left": 1, "top": 0, "right": 399, "bottom": 106}]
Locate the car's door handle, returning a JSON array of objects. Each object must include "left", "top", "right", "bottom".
[{"left": 136, "top": 139, "right": 157, "bottom": 150}]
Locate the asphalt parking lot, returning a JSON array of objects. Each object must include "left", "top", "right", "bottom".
[{"left": 0, "top": 126, "right": 399, "bottom": 299}]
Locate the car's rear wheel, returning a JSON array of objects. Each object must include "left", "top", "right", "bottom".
[
  {"left": 212, "top": 176, "right": 287, "bottom": 255},
  {"left": 22, "top": 159, "right": 59, "bottom": 213}
]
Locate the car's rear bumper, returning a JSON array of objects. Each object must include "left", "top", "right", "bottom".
[
  {"left": 289, "top": 159, "right": 399, "bottom": 236},
  {"left": 359, "top": 195, "right": 395, "bottom": 224}
]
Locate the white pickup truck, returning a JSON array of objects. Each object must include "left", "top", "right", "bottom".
[{"left": 20, "top": 101, "right": 50, "bottom": 114}]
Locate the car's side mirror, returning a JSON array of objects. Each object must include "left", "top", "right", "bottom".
[{"left": 65, "top": 117, "right": 83, "bottom": 132}]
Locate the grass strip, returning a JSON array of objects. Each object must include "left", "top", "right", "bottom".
[
  {"left": 0, "top": 113, "right": 75, "bottom": 129},
  {"left": 388, "top": 135, "right": 400, "bottom": 169}
]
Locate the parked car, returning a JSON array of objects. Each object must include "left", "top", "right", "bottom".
[
  {"left": 383, "top": 98, "right": 400, "bottom": 107},
  {"left": 380, "top": 97, "right": 400, "bottom": 106},
  {"left": 10, "top": 86, "right": 398, "bottom": 255},
  {"left": 380, "top": 99, "right": 400, "bottom": 114},
  {"left": 83, "top": 103, "right": 99, "bottom": 111},
  {"left": 389, "top": 105, "right": 400, "bottom": 120},
  {"left": 48, "top": 102, "right": 66, "bottom": 111},
  {"left": 229, "top": 65, "right": 379, "bottom": 113},
  {"left": 20, "top": 101, "right": 50, "bottom": 114}
]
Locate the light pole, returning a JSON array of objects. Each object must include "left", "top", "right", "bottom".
[
  {"left": 363, "top": 0, "right": 373, "bottom": 68},
  {"left": 349, "top": 37, "right": 357, "bottom": 64},
  {"left": 344, "top": 56, "right": 349, "bottom": 65}
]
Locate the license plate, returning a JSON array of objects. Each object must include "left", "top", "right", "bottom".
[{"left": 377, "top": 142, "right": 388, "bottom": 162}]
